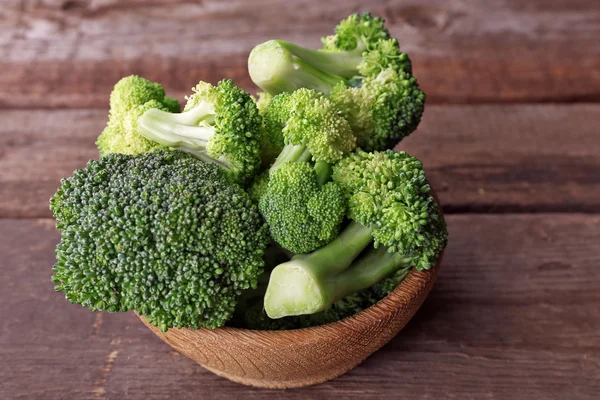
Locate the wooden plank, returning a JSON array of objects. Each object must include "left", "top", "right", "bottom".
[
  {"left": 1, "top": 104, "right": 598, "bottom": 218},
  {"left": 1, "top": 215, "right": 598, "bottom": 399},
  {"left": 1, "top": 0, "right": 599, "bottom": 108},
  {"left": 399, "top": 104, "right": 600, "bottom": 213}
]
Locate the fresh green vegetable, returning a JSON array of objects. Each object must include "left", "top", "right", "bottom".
[
  {"left": 258, "top": 161, "right": 346, "bottom": 254},
  {"left": 248, "top": 13, "right": 409, "bottom": 95},
  {"left": 96, "top": 75, "right": 180, "bottom": 156},
  {"left": 263, "top": 150, "right": 447, "bottom": 319},
  {"left": 50, "top": 151, "right": 269, "bottom": 331},
  {"left": 136, "top": 79, "right": 262, "bottom": 182},
  {"left": 52, "top": 12, "right": 446, "bottom": 332},
  {"left": 262, "top": 88, "right": 356, "bottom": 171},
  {"left": 248, "top": 13, "right": 425, "bottom": 151}
]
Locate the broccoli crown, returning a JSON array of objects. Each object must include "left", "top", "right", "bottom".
[
  {"left": 263, "top": 89, "right": 356, "bottom": 164},
  {"left": 183, "top": 79, "right": 263, "bottom": 181},
  {"left": 333, "top": 149, "right": 447, "bottom": 270},
  {"left": 330, "top": 68, "right": 426, "bottom": 151},
  {"left": 50, "top": 151, "right": 269, "bottom": 331},
  {"left": 321, "top": 13, "right": 412, "bottom": 78},
  {"left": 259, "top": 162, "right": 346, "bottom": 254},
  {"left": 96, "top": 76, "right": 179, "bottom": 157}
]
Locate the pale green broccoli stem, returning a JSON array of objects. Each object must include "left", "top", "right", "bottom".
[
  {"left": 269, "top": 144, "right": 312, "bottom": 171},
  {"left": 249, "top": 40, "right": 362, "bottom": 96},
  {"left": 328, "top": 245, "right": 412, "bottom": 299},
  {"left": 313, "top": 161, "right": 333, "bottom": 186},
  {"left": 270, "top": 150, "right": 333, "bottom": 186},
  {"left": 137, "top": 103, "right": 232, "bottom": 170},
  {"left": 264, "top": 221, "right": 374, "bottom": 318}
]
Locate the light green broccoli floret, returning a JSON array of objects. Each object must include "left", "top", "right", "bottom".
[
  {"left": 137, "top": 79, "right": 263, "bottom": 182},
  {"left": 96, "top": 75, "right": 179, "bottom": 157},
  {"left": 330, "top": 68, "right": 425, "bottom": 151},
  {"left": 259, "top": 162, "right": 346, "bottom": 254},
  {"left": 264, "top": 88, "right": 356, "bottom": 170},
  {"left": 248, "top": 13, "right": 424, "bottom": 151}
]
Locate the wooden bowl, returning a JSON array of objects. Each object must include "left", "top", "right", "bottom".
[{"left": 139, "top": 253, "right": 442, "bottom": 389}]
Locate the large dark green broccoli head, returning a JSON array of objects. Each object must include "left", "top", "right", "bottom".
[
  {"left": 259, "top": 162, "right": 346, "bottom": 254},
  {"left": 96, "top": 75, "right": 180, "bottom": 157},
  {"left": 333, "top": 149, "right": 447, "bottom": 270},
  {"left": 50, "top": 151, "right": 269, "bottom": 331}
]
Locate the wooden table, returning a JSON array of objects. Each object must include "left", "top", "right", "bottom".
[{"left": 1, "top": 1, "right": 599, "bottom": 398}]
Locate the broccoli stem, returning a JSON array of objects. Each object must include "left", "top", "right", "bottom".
[
  {"left": 326, "top": 245, "right": 412, "bottom": 301},
  {"left": 249, "top": 40, "right": 361, "bottom": 95},
  {"left": 137, "top": 104, "right": 233, "bottom": 170},
  {"left": 313, "top": 161, "right": 333, "bottom": 186},
  {"left": 264, "top": 221, "right": 375, "bottom": 318},
  {"left": 269, "top": 144, "right": 313, "bottom": 172}
]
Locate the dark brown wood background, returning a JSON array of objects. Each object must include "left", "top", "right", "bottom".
[{"left": 0, "top": 1, "right": 598, "bottom": 399}]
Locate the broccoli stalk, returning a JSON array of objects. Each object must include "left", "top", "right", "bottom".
[
  {"left": 248, "top": 13, "right": 409, "bottom": 96},
  {"left": 265, "top": 231, "right": 413, "bottom": 318},
  {"left": 137, "top": 101, "right": 233, "bottom": 170},
  {"left": 136, "top": 79, "right": 263, "bottom": 182},
  {"left": 264, "top": 149, "right": 447, "bottom": 318},
  {"left": 248, "top": 39, "right": 360, "bottom": 96}
]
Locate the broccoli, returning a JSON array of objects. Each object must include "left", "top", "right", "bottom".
[
  {"left": 248, "top": 13, "right": 409, "bottom": 96},
  {"left": 263, "top": 88, "right": 356, "bottom": 171},
  {"left": 96, "top": 75, "right": 180, "bottom": 157},
  {"left": 263, "top": 150, "right": 447, "bottom": 319},
  {"left": 248, "top": 13, "right": 425, "bottom": 151},
  {"left": 50, "top": 151, "right": 270, "bottom": 331},
  {"left": 136, "top": 79, "right": 263, "bottom": 182},
  {"left": 259, "top": 162, "right": 346, "bottom": 254}
]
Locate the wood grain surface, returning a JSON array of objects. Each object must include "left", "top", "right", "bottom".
[
  {"left": 1, "top": 215, "right": 598, "bottom": 399},
  {"left": 1, "top": 0, "right": 600, "bottom": 108},
  {"left": 1, "top": 0, "right": 599, "bottom": 397},
  {"left": 1, "top": 104, "right": 597, "bottom": 218}
]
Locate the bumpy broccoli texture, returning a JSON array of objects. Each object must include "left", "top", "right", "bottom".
[
  {"left": 248, "top": 13, "right": 425, "bottom": 151},
  {"left": 50, "top": 151, "right": 269, "bottom": 331},
  {"left": 96, "top": 75, "right": 180, "bottom": 156},
  {"left": 263, "top": 149, "right": 447, "bottom": 319},
  {"left": 259, "top": 162, "right": 346, "bottom": 254},
  {"left": 263, "top": 88, "right": 356, "bottom": 170},
  {"left": 137, "top": 79, "right": 263, "bottom": 182}
]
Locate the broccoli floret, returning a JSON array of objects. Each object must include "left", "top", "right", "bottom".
[
  {"left": 136, "top": 79, "right": 263, "bottom": 182},
  {"left": 249, "top": 13, "right": 410, "bottom": 96},
  {"left": 264, "top": 88, "right": 356, "bottom": 170},
  {"left": 248, "top": 13, "right": 424, "bottom": 151},
  {"left": 330, "top": 68, "right": 425, "bottom": 150},
  {"left": 259, "top": 162, "right": 346, "bottom": 254},
  {"left": 96, "top": 76, "right": 179, "bottom": 157},
  {"left": 50, "top": 151, "right": 270, "bottom": 331},
  {"left": 263, "top": 149, "right": 447, "bottom": 319}
]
